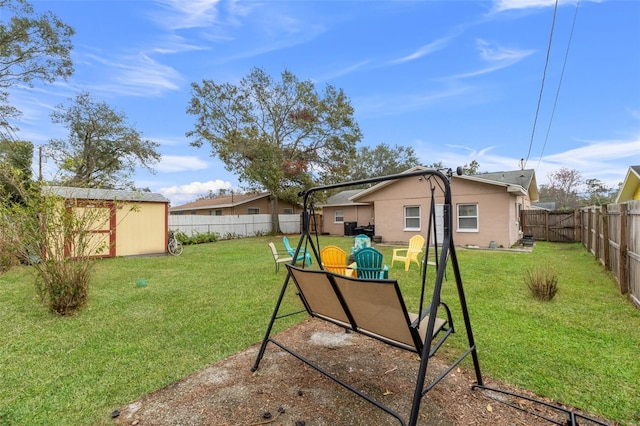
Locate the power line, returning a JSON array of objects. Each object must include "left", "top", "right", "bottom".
[
  {"left": 523, "top": 0, "right": 560, "bottom": 169},
  {"left": 537, "top": 0, "right": 581, "bottom": 170}
]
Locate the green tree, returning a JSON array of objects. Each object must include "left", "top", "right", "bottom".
[
  {"left": 583, "top": 178, "right": 616, "bottom": 206},
  {"left": 48, "top": 92, "right": 160, "bottom": 189},
  {"left": 347, "top": 143, "right": 419, "bottom": 182},
  {"left": 187, "top": 67, "right": 362, "bottom": 231},
  {"left": 539, "top": 167, "right": 582, "bottom": 210},
  {"left": 0, "top": 139, "right": 33, "bottom": 203},
  {"left": 0, "top": 0, "right": 74, "bottom": 120},
  {"left": 462, "top": 160, "right": 480, "bottom": 175}
]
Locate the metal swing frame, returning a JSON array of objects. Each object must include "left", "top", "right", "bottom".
[
  {"left": 250, "top": 168, "right": 607, "bottom": 426},
  {"left": 252, "top": 168, "right": 482, "bottom": 425}
]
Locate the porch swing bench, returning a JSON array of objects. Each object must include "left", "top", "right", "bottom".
[{"left": 285, "top": 264, "right": 454, "bottom": 358}]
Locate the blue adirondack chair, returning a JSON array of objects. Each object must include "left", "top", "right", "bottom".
[
  {"left": 354, "top": 247, "right": 388, "bottom": 279},
  {"left": 282, "top": 236, "right": 312, "bottom": 267}
]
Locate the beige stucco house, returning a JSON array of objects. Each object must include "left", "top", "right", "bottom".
[
  {"left": 320, "top": 167, "right": 538, "bottom": 248},
  {"left": 170, "top": 192, "right": 300, "bottom": 216},
  {"left": 44, "top": 186, "right": 170, "bottom": 258}
]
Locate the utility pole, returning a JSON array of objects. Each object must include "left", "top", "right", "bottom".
[{"left": 39, "top": 146, "right": 43, "bottom": 181}]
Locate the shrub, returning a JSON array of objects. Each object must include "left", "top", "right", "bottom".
[
  {"left": 525, "top": 265, "right": 559, "bottom": 301},
  {"left": 35, "top": 258, "right": 91, "bottom": 315},
  {"left": 0, "top": 184, "right": 122, "bottom": 315},
  {"left": 177, "top": 230, "right": 219, "bottom": 245}
]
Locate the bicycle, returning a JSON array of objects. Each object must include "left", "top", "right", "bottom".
[{"left": 168, "top": 230, "right": 184, "bottom": 256}]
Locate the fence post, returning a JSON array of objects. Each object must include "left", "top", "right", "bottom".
[
  {"left": 602, "top": 204, "right": 610, "bottom": 271},
  {"left": 545, "top": 210, "right": 550, "bottom": 241},
  {"left": 593, "top": 207, "right": 600, "bottom": 262},
  {"left": 619, "top": 203, "right": 629, "bottom": 294}
]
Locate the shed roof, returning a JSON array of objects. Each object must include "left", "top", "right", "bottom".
[{"left": 43, "top": 186, "right": 169, "bottom": 203}]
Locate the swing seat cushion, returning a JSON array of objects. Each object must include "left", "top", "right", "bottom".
[{"left": 287, "top": 265, "right": 448, "bottom": 354}]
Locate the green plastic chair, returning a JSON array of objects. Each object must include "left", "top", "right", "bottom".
[
  {"left": 354, "top": 247, "right": 388, "bottom": 279},
  {"left": 282, "top": 236, "right": 312, "bottom": 267}
]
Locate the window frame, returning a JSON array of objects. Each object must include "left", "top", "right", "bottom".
[
  {"left": 457, "top": 203, "right": 479, "bottom": 232},
  {"left": 247, "top": 207, "right": 260, "bottom": 215},
  {"left": 334, "top": 209, "right": 344, "bottom": 223},
  {"left": 403, "top": 205, "right": 421, "bottom": 231}
]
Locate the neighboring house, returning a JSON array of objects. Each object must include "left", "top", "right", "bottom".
[
  {"left": 319, "top": 167, "right": 539, "bottom": 248},
  {"left": 615, "top": 165, "right": 640, "bottom": 203},
  {"left": 169, "top": 192, "right": 300, "bottom": 216},
  {"left": 44, "top": 186, "right": 169, "bottom": 257}
]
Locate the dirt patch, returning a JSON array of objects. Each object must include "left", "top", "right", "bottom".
[{"left": 113, "top": 319, "right": 612, "bottom": 426}]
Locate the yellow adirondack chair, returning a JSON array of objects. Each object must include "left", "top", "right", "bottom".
[
  {"left": 391, "top": 235, "right": 425, "bottom": 271},
  {"left": 320, "top": 245, "right": 347, "bottom": 275}
]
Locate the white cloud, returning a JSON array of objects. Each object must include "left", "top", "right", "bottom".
[
  {"left": 152, "top": 0, "right": 222, "bottom": 30},
  {"left": 414, "top": 134, "right": 638, "bottom": 191},
  {"left": 82, "top": 52, "right": 183, "bottom": 97},
  {"left": 159, "top": 179, "right": 233, "bottom": 205},
  {"left": 390, "top": 37, "right": 453, "bottom": 64},
  {"left": 314, "top": 60, "right": 370, "bottom": 82},
  {"left": 492, "top": 0, "right": 593, "bottom": 13},
  {"left": 156, "top": 155, "right": 209, "bottom": 173},
  {"left": 442, "top": 39, "right": 535, "bottom": 80}
]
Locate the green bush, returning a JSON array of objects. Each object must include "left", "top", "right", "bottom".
[
  {"left": 177, "top": 230, "right": 219, "bottom": 245},
  {"left": 34, "top": 258, "right": 91, "bottom": 315},
  {"left": 525, "top": 265, "right": 558, "bottom": 301}
]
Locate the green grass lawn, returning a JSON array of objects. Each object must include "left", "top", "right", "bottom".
[{"left": 0, "top": 237, "right": 638, "bottom": 425}]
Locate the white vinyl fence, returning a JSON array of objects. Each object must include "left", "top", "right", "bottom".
[{"left": 168, "top": 214, "right": 301, "bottom": 237}]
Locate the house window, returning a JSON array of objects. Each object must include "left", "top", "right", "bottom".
[
  {"left": 248, "top": 208, "right": 259, "bottom": 215},
  {"left": 213, "top": 209, "right": 222, "bottom": 216},
  {"left": 404, "top": 206, "right": 421, "bottom": 230},
  {"left": 457, "top": 204, "right": 478, "bottom": 232},
  {"left": 334, "top": 210, "right": 344, "bottom": 223},
  {"left": 283, "top": 208, "right": 293, "bottom": 214}
]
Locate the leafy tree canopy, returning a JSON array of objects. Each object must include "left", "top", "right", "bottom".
[
  {"left": 0, "top": 0, "right": 74, "bottom": 120},
  {"left": 347, "top": 143, "right": 419, "bottom": 182},
  {"left": 538, "top": 167, "right": 582, "bottom": 210},
  {"left": 186, "top": 67, "right": 362, "bottom": 203},
  {"left": 0, "top": 138, "right": 33, "bottom": 203},
  {"left": 47, "top": 92, "right": 160, "bottom": 189}
]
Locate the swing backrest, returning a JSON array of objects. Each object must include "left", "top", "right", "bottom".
[{"left": 287, "top": 264, "right": 430, "bottom": 353}]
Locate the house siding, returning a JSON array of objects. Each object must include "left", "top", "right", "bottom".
[
  {"left": 349, "top": 176, "right": 526, "bottom": 247},
  {"left": 321, "top": 204, "right": 373, "bottom": 235},
  {"left": 170, "top": 196, "right": 298, "bottom": 216}
]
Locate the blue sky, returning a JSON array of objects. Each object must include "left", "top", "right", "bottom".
[{"left": 8, "top": 0, "right": 640, "bottom": 205}]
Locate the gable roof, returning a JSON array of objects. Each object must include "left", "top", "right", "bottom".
[
  {"left": 321, "top": 189, "right": 369, "bottom": 207},
  {"left": 350, "top": 166, "right": 538, "bottom": 202},
  {"left": 615, "top": 165, "right": 640, "bottom": 203},
  {"left": 170, "top": 192, "right": 271, "bottom": 212},
  {"left": 43, "top": 186, "right": 168, "bottom": 203},
  {"left": 463, "top": 169, "right": 538, "bottom": 201}
]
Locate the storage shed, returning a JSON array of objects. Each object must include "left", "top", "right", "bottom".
[{"left": 44, "top": 186, "right": 170, "bottom": 257}]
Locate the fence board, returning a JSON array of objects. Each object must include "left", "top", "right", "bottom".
[
  {"left": 579, "top": 200, "right": 640, "bottom": 308},
  {"left": 168, "top": 214, "right": 302, "bottom": 237},
  {"left": 521, "top": 210, "right": 580, "bottom": 242}
]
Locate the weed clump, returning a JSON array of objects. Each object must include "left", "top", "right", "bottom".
[{"left": 525, "top": 266, "right": 558, "bottom": 301}]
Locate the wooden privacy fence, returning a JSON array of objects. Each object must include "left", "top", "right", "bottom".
[
  {"left": 579, "top": 200, "right": 640, "bottom": 307},
  {"left": 521, "top": 209, "right": 581, "bottom": 242}
]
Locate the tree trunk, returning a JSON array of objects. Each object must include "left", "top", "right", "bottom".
[{"left": 271, "top": 195, "right": 280, "bottom": 234}]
